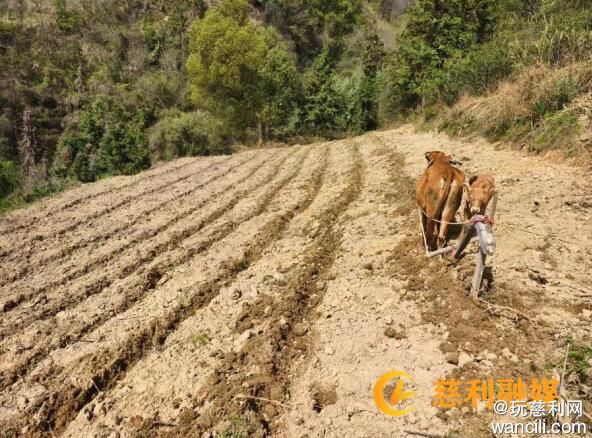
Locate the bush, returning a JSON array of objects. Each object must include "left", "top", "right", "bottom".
[
  {"left": 509, "top": 1, "right": 592, "bottom": 67},
  {"left": 436, "top": 61, "right": 592, "bottom": 159},
  {"left": 54, "top": 0, "right": 84, "bottom": 33},
  {"left": 532, "top": 76, "right": 580, "bottom": 119},
  {"left": 53, "top": 97, "right": 151, "bottom": 182},
  {"left": 127, "top": 72, "right": 190, "bottom": 116},
  {"left": 301, "top": 50, "right": 349, "bottom": 137},
  {"left": 0, "top": 160, "right": 19, "bottom": 199},
  {"left": 141, "top": 18, "right": 163, "bottom": 64},
  {"left": 0, "top": 20, "right": 17, "bottom": 44},
  {"left": 441, "top": 41, "right": 513, "bottom": 104},
  {"left": 148, "top": 110, "right": 232, "bottom": 161},
  {"left": 528, "top": 110, "right": 580, "bottom": 153}
]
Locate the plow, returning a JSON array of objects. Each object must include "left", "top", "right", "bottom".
[{"left": 419, "top": 192, "right": 498, "bottom": 297}]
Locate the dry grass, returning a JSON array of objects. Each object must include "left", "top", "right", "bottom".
[{"left": 438, "top": 62, "right": 592, "bottom": 161}]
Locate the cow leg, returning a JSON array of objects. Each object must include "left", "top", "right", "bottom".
[
  {"left": 426, "top": 218, "right": 437, "bottom": 251},
  {"left": 439, "top": 183, "right": 463, "bottom": 248},
  {"left": 437, "top": 223, "right": 448, "bottom": 248},
  {"left": 418, "top": 205, "right": 437, "bottom": 251},
  {"left": 438, "top": 206, "right": 456, "bottom": 248}
]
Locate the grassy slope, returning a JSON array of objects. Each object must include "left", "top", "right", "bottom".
[{"left": 432, "top": 1, "right": 592, "bottom": 162}]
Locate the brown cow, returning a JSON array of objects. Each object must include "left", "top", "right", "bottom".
[
  {"left": 416, "top": 151, "right": 465, "bottom": 250},
  {"left": 464, "top": 175, "right": 496, "bottom": 219}
]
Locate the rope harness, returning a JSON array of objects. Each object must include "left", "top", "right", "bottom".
[
  {"left": 417, "top": 204, "right": 495, "bottom": 226},
  {"left": 417, "top": 191, "right": 497, "bottom": 256},
  {"left": 417, "top": 205, "right": 469, "bottom": 226},
  {"left": 417, "top": 188, "right": 497, "bottom": 227}
]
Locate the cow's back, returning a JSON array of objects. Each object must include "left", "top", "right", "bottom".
[{"left": 417, "top": 161, "right": 454, "bottom": 218}]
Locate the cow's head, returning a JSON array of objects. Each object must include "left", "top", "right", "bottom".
[
  {"left": 424, "top": 151, "right": 462, "bottom": 167},
  {"left": 424, "top": 151, "right": 450, "bottom": 166},
  {"left": 464, "top": 175, "right": 496, "bottom": 216}
]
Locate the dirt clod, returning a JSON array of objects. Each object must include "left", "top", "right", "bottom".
[
  {"left": 310, "top": 384, "right": 337, "bottom": 413},
  {"left": 445, "top": 352, "right": 460, "bottom": 365},
  {"left": 384, "top": 327, "right": 406, "bottom": 339}
]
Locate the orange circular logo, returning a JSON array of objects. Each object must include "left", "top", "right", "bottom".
[{"left": 373, "top": 370, "right": 417, "bottom": 416}]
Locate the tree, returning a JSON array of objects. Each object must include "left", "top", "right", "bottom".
[
  {"left": 384, "top": 0, "right": 499, "bottom": 110},
  {"left": 258, "top": 28, "right": 302, "bottom": 139},
  {"left": 301, "top": 49, "right": 346, "bottom": 137},
  {"left": 262, "top": 0, "right": 362, "bottom": 63},
  {"left": 186, "top": 0, "right": 266, "bottom": 133},
  {"left": 0, "top": 160, "right": 19, "bottom": 199},
  {"left": 186, "top": 0, "right": 302, "bottom": 141},
  {"left": 355, "top": 30, "right": 386, "bottom": 132},
  {"left": 53, "top": 97, "right": 150, "bottom": 182}
]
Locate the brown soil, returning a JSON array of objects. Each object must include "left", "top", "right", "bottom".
[{"left": 0, "top": 128, "right": 590, "bottom": 438}]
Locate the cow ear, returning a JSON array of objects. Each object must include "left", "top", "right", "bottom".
[
  {"left": 489, "top": 186, "right": 496, "bottom": 194},
  {"left": 463, "top": 182, "right": 471, "bottom": 193},
  {"left": 469, "top": 175, "right": 478, "bottom": 185},
  {"left": 424, "top": 152, "right": 432, "bottom": 162}
]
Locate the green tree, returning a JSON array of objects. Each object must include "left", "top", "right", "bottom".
[
  {"left": 356, "top": 31, "right": 385, "bottom": 132},
  {"left": 263, "top": 0, "right": 362, "bottom": 62},
  {"left": 258, "top": 29, "right": 302, "bottom": 139},
  {"left": 301, "top": 49, "right": 347, "bottom": 137},
  {"left": 53, "top": 97, "right": 150, "bottom": 182},
  {"left": 187, "top": 0, "right": 302, "bottom": 141},
  {"left": 384, "top": 0, "right": 498, "bottom": 110},
  {"left": 0, "top": 160, "right": 19, "bottom": 199},
  {"left": 97, "top": 108, "right": 150, "bottom": 176},
  {"left": 186, "top": 0, "right": 266, "bottom": 133}
]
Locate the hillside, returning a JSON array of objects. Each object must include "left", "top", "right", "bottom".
[
  {"left": 0, "top": 128, "right": 591, "bottom": 437},
  {"left": 4, "top": 0, "right": 591, "bottom": 215},
  {"left": 0, "top": 0, "right": 411, "bottom": 211}
]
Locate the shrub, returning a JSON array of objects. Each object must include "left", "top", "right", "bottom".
[
  {"left": 54, "top": 97, "right": 151, "bottom": 182},
  {"left": 0, "top": 20, "right": 17, "bottom": 44},
  {"left": 141, "top": 18, "right": 163, "bottom": 64},
  {"left": 54, "top": 0, "right": 84, "bottom": 33},
  {"left": 148, "top": 110, "right": 232, "bottom": 161},
  {"left": 532, "top": 76, "right": 580, "bottom": 118},
  {"left": 436, "top": 61, "right": 592, "bottom": 159},
  {"left": 509, "top": 1, "right": 592, "bottom": 67},
  {"left": 0, "top": 160, "right": 19, "bottom": 199},
  {"left": 528, "top": 110, "right": 580, "bottom": 153},
  {"left": 441, "top": 41, "right": 513, "bottom": 104}
]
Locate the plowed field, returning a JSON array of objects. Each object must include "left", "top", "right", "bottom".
[{"left": 1, "top": 128, "right": 591, "bottom": 437}]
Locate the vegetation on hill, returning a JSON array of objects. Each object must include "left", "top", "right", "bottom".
[{"left": 1, "top": 0, "right": 590, "bottom": 211}]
